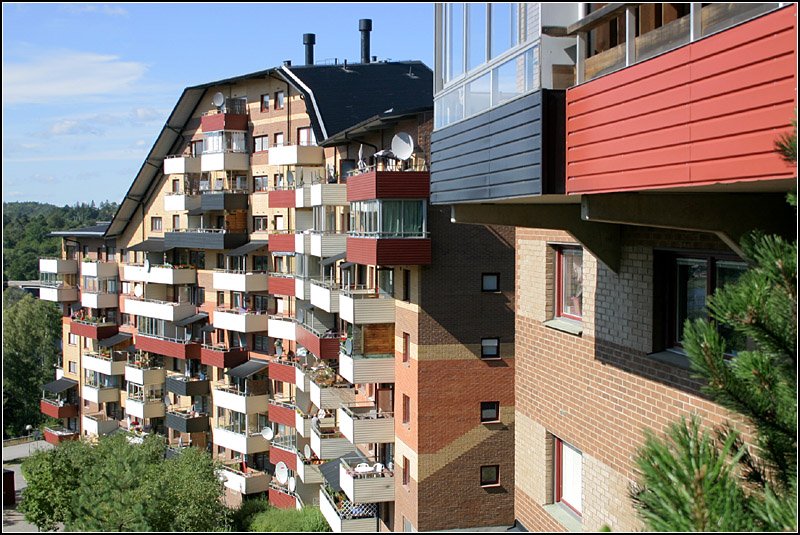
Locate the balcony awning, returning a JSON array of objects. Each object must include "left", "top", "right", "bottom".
[
  {"left": 129, "top": 238, "right": 173, "bottom": 252},
  {"left": 320, "top": 252, "right": 346, "bottom": 267},
  {"left": 42, "top": 378, "right": 78, "bottom": 394},
  {"left": 339, "top": 262, "right": 355, "bottom": 270},
  {"left": 319, "top": 451, "right": 370, "bottom": 492},
  {"left": 225, "top": 359, "right": 269, "bottom": 379},
  {"left": 99, "top": 332, "right": 133, "bottom": 348},
  {"left": 187, "top": 207, "right": 206, "bottom": 216},
  {"left": 271, "top": 252, "right": 296, "bottom": 257},
  {"left": 226, "top": 241, "right": 269, "bottom": 256},
  {"left": 175, "top": 312, "right": 209, "bottom": 327},
  {"left": 201, "top": 324, "right": 216, "bottom": 333}
]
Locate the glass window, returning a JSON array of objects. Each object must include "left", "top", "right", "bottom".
[
  {"left": 493, "top": 53, "right": 526, "bottom": 105},
  {"left": 435, "top": 86, "right": 464, "bottom": 129},
  {"left": 480, "top": 401, "right": 499, "bottom": 422},
  {"left": 274, "top": 132, "right": 284, "bottom": 147},
  {"left": 275, "top": 91, "right": 285, "bottom": 109},
  {"left": 480, "top": 465, "right": 499, "bottom": 486},
  {"left": 481, "top": 337, "right": 500, "bottom": 359},
  {"left": 467, "top": 3, "right": 487, "bottom": 71},
  {"left": 253, "top": 217, "right": 269, "bottom": 232},
  {"left": 260, "top": 94, "right": 270, "bottom": 112},
  {"left": 402, "top": 457, "right": 410, "bottom": 486},
  {"left": 254, "top": 176, "right": 269, "bottom": 192},
  {"left": 253, "top": 255, "right": 269, "bottom": 272},
  {"left": 482, "top": 273, "right": 499, "bottom": 292},
  {"left": 490, "top": 3, "right": 519, "bottom": 59},
  {"left": 297, "top": 127, "right": 315, "bottom": 146},
  {"left": 254, "top": 136, "right": 269, "bottom": 152},
  {"left": 191, "top": 140, "right": 203, "bottom": 157},
  {"left": 402, "top": 333, "right": 410, "bottom": 363},
  {"left": 402, "top": 394, "right": 410, "bottom": 424},
  {"left": 558, "top": 247, "right": 583, "bottom": 320},
  {"left": 556, "top": 438, "right": 582, "bottom": 515},
  {"left": 465, "top": 72, "right": 491, "bottom": 117},
  {"left": 675, "top": 259, "right": 708, "bottom": 341},
  {"left": 445, "top": 3, "right": 464, "bottom": 82},
  {"left": 150, "top": 217, "right": 162, "bottom": 232}
]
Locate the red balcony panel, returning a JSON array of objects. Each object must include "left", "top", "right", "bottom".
[
  {"left": 268, "top": 190, "right": 296, "bottom": 208},
  {"left": 70, "top": 321, "right": 119, "bottom": 340},
  {"left": 566, "top": 5, "right": 797, "bottom": 194},
  {"left": 43, "top": 428, "right": 79, "bottom": 446},
  {"left": 268, "top": 487, "right": 297, "bottom": 509},
  {"left": 347, "top": 171, "right": 430, "bottom": 202},
  {"left": 268, "top": 276, "right": 295, "bottom": 296},
  {"left": 296, "top": 325, "right": 340, "bottom": 359},
  {"left": 268, "top": 361, "right": 296, "bottom": 383},
  {"left": 269, "top": 445, "right": 297, "bottom": 471},
  {"left": 40, "top": 399, "right": 78, "bottom": 419},
  {"left": 347, "top": 237, "right": 432, "bottom": 266},
  {"left": 199, "top": 347, "right": 248, "bottom": 369},
  {"left": 268, "top": 402, "right": 296, "bottom": 427},
  {"left": 268, "top": 233, "right": 295, "bottom": 252},
  {"left": 200, "top": 112, "right": 248, "bottom": 133},
  {"left": 135, "top": 335, "right": 201, "bottom": 360}
]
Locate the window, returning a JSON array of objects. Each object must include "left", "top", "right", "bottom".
[
  {"left": 555, "top": 438, "right": 582, "bottom": 516},
  {"left": 482, "top": 273, "right": 499, "bottom": 292},
  {"left": 402, "top": 333, "right": 410, "bottom": 363},
  {"left": 172, "top": 215, "right": 180, "bottom": 230},
  {"left": 254, "top": 135, "right": 269, "bottom": 153},
  {"left": 202, "top": 131, "right": 247, "bottom": 153},
  {"left": 297, "top": 127, "right": 314, "bottom": 146},
  {"left": 556, "top": 247, "right": 583, "bottom": 321},
  {"left": 274, "top": 132, "right": 284, "bottom": 147},
  {"left": 254, "top": 175, "right": 269, "bottom": 192},
  {"left": 275, "top": 91, "right": 285, "bottom": 109},
  {"left": 402, "top": 457, "right": 410, "bottom": 486},
  {"left": 68, "top": 361, "right": 77, "bottom": 374},
  {"left": 402, "top": 394, "right": 410, "bottom": 425},
  {"left": 191, "top": 140, "right": 203, "bottom": 157},
  {"left": 150, "top": 217, "right": 162, "bottom": 232},
  {"left": 171, "top": 178, "right": 180, "bottom": 192},
  {"left": 217, "top": 292, "right": 225, "bottom": 307},
  {"left": 260, "top": 93, "right": 270, "bottom": 112},
  {"left": 253, "top": 255, "right": 269, "bottom": 272},
  {"left": 217, "top": 253, "right": 225, "bottom": 270},
  {"left": 480, "top": 401, "right": 500, "bottom": 423},
  {"left": 481, "top": 337, "right": 500, "bottom": 359},
  {"left": 403, "top": 269, "right": 411, "bottom": 302},
  {"left": 349, "top": 199, "right": 427, "bottom": 238},
  {"left": 68, "top": 333, "right": 78, "bottom": 346},
  {"left": 480, "top": 465, "right": 499, "bottom": 486},
  {"left": 253, "top": 217, "right": 269, "bottom": 232}
]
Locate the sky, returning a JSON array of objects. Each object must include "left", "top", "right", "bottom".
[{"left": 2, "top": 2, "right": 434, "bottom": 206}]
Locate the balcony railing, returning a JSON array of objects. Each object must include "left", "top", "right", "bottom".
[
  {"left": 340, "top": 404, "right": 393, "bottom": 421},
  {"left": 321, "top": 485, "right": 378, "bottom": 520}
]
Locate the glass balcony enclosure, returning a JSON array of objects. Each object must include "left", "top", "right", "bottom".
[
  {"left": 202, "top": 131, "right": 247, "bottom": 154},
  {"left": 349, "top": 200, "right": 427, "bottom": 238}
]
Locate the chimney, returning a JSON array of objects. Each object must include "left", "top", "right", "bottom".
[
  {"left": 283, "top": 60, "right": 292, "bottom": 67},
  {"left": 359, "top": 19, "right": 372, "bottom": 63},
  {"left": 303, "top": 33, "right": 316, "bottom": 65}
]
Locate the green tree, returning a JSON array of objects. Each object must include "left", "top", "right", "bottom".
[
  {"left": 2, "top": 291, "right": 62, "bottom": 437},
  {"left": 631, "top": 133, "right": 797, "bottom": 530}
]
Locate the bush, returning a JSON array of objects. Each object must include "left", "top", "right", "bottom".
[{"left": 247, "top": 505, "right": 331, "bottom": 532}]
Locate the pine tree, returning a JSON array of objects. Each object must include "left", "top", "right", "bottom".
[{"left": 631, "top": 129, "right": 797, "bottom": 531}]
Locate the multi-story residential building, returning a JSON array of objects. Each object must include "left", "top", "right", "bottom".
[
  {"left": 432, "top": 2, "right": 796, "bottom": 532},
  {"left": 38, "top": 20, "right": 517, "bottom": 531}
]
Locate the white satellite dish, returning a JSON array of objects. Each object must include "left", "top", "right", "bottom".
[
  {"left": 261, "top": 427, "right": 274, "bottom": 440},
  {"left": 133, "top": 284, "right": 143, "bottom": 298},
  {"left": 391, "top": 132, "right": 414, "bottom": 161},
  {"left": 288, "top": 476, "right": 296, "bottom": 493},
  {"left": 275, "top": 461, "right": 289, "bottom": 485},
  {"left": 304, "top": 444, "right": 312, "bottom": 459},
  {"left": 317, "top": 408, "right": 327, "bottom": 419},
  {"left": 212, "top": 92, "right": 225, "bottom": 108}
]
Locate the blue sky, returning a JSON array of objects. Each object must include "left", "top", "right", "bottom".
[{"left": 2, "top": 2, "right": 434, "bottom": 206}]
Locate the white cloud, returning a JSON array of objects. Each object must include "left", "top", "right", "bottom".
[
  {"left": 42, "top": 107, "right": 167, "bottom": 137},
  {"left": 60, "top": 4, "right": 128, "bottom": 16},
  {"left": 2, "top": 50, "right": 147, "bottom": 105},
  {"left": 49, "top": 119, "right": 101, "bottom": 136}
]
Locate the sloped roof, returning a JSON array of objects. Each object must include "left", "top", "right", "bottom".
[{"left": 50, "top": 222, "right": 110, "bottom": 237}]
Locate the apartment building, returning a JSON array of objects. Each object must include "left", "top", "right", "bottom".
[
  {"left": 38, "top": 20, "right": 516, "bottom": 532},
  {"left": 431, "top": 2, "right": 796, "bottom": 531}
]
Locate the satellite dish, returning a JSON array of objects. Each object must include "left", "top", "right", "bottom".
[
  {"left": 212, "top": 92, "right": 225, "bottom": 108},
  {"left": 275, "top": 462, "right": 289, "bottom": 485},
  {"left": 391, "top": 132, "right": 414, "bottom": 161},
  {"left": 218, "top": 471, "right": 228, "bottom": 482},
  {"left": 288, "top": 477, "right": 296, "bottom": 493},
  {"left": 133, "top": 284, "right": 143, "bottom": 298},
  {"left": 344, "top": 338, "right": 353, "bottom": 356},
  {"left": 317, "top": 408, "right": 327, "bottom": 419},
  {"left": 261, "top": 427, "right": 274, "bottom": 440},
  {"left": 304, "top": 444, "right": 312, "bottom": 459},
  {"left": 297, "top": 347, "right": 308, "bottom": 357}
]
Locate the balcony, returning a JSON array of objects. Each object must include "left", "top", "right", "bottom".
[
  {"left": 123, "top": 264, "right": 197, "bottom": 285},
  {"left": 296, "top": 364, "right": 311, "bottom": 392},
  {"left": 296, "top": 185, "right": 312, "bottom": 208},
  {"left": 268, "top": 145, "right": 325, "bottom": 166},
  {"left": 199, "top": 190, "right": 249, "bottom": 211},
  {"left": 310, "top": 280, "right": 340, "bottom": 313},
  {"left": 164, "top": 229, "right": 248, "bottom": 250},
  {"left": 295, "top": 232, "right": 311, "bottom": 255},
  {"left": 165, "top": 409, "right": 210, "bottom": 433},
  {"left": 311, "top": 421, "right": 355, "bottom": 461},
  {"left": 70, "top": 318, "right": 118, "bottom": 340},
  {"left": 200, "top": 107, "right": 248, "bottom": 132},
  {"left": 310, "top": 377, "right": 356, "bottom": 411},
  {"left": 268, "top": 315, "right": 297, "bottom": 342},
  {"left": 125, "top": 355, "right": 166, "bottom": 386},
  {"left": 338, "top": 404, "right": 395, "bottom": 445},
  {"left": 163, "top": 192, "right": 201, "bottom": 212},
  {"left": 123, "top": 296, "right": 196, "bottom": 323},
  {"left": 268, "top": 273, "right": 295, "bottom": 296},
  {"left": 165, "top": 374, "right": 211, "bottom": 397},
  {"left": 163, "top": 154, "right": 201, "bottom": 175},
  {"left": 339, "top": 456, "right": 395, "bottom": 503},
  {"left": 339, "top": 353, "right": 394, "bottom": 385},
  {"left": 319, "top": 486, "right": 378, "bottom": 533},
  {"left": 135, "top": 333, "right": 201, "bottom": 360},
  {"left": 212, "top": 426, "right": 269, "bottom": 454},
  {"left": 295, "top": 410, "right": 312, "bottom": 437},
  {"left": 311, "top": 182, "right": 347, "bottom": 206},
  {"left": 84, "top": 351, "right": 127, "bottom": 376},
  {"left": 200, "top": 344, "right": 248, "bottom": 369},
  {"left": 39, "top": 257, "right": 78, "bottom": 274},
  {"left": 81, "top": 291, "right": 118, "bottom": 310},
  {"left": 311, "top": 232, "right": 347, "bottom": 258},
  {"left": 268, "top": 397, "right": 297, "bottom": 427},
  {"left": 218, "top": 463, "right": 269, "bottom": 495},
  {"left": 269, "top": 483, "right": 299, "bottom": 510},
  {"left": 200, "top": 151, "right": 250, "bottom": 172},
  {"left": 40, "top": 398, "right": 78, "bottom": 419},
  {"left": 125, "top": 396, "right": 166, "bottom": 419},
  {"left": 296, "top": 320, "right": 340, "bottom": 360},
  {"left": 82, "top": 413, "right": 119, "bottom": 437},
  {"left": 80, "top": 260, "right": 118, "bottom": 278},
  {"left": 269, "top": 435, "right": 297, "bottom": 470},
  {"left": 40, "top": 285, "right": 79, "bottom": 303},
  {"left": 213, "top": 307, "right": 269, "bottom": 333},
  {"left": 268, "top": 189, "right": 296, "bottom": 208},
  {"left": 212, "top": 270, "right": 268, "bottom": 292},
  {"left": 268, "top": 232, "right": 296, "bottom": 252},
  {"left": 339, "top": 289, "right": 395, "bottom": 325},
  {"left": 296, "top": 451, "right": 324, "bottom": 484},
  {"left": 43, "top": 426, "right": 79, "bottom": 446},
  {"left": 212, "top": 384, "right": 268, "bottom": 414},
  {"left": 347, "top": 170, "right": 430, "bottom": 202},
  {"left": 268, "top": 359, "right": 296, "bottom": 384},
  {"left": 83, "top": 382, "right": 120, "bottom": 404},
  {"left": 346, "top": 235, "right": 431, "bottom": 266},
  {"left": 295, "top": 276, "right": 311, "bottom": 300}
]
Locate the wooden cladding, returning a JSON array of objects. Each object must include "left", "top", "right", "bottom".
[
  {"left": 347, "top": 171, "right": 430, "bottom": 202},
  {"left": 346, "top": 237, "right": 432, "bottom": 266},
  {"left": 70, "top": 321, "right": 119, "bottom": 340},
  {"left": 268, "top": 276, "right": 295, "bottom": 296},
  {"left": 135, "top": 335, "right": 200, "bottom": 360},
  {"left": 296, "top": 325, "right": 340, "bottom": 359},
  {"left": 268, "top": 234, "right": 295, "bottom": 252},
  {"left": 363, "top": 323, "right": 394, "bottom": 355},
  {"left": 566, "top": 6, "right": 797, "bottom": 194}
]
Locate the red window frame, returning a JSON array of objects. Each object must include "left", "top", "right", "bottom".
[
  {"left": 556, "top": 246, "right": 583, "bottom": 321},
  {"left": 554, "top": 437, "right": 582, "bottom": 516}
]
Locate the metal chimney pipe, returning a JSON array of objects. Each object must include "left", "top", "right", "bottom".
[
  {"left": 359, "top": 19, "right": 372, "bottom": 63},
  {"left": 303, "top": 33, "right": 316, "bottom": 65}
]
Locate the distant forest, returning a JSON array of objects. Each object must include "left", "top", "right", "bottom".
[{"left": 3, "top": 201, "right": 119, "bottom": 282}]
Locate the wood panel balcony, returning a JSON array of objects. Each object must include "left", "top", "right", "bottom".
[
  {"left": 70, "top": 319, "right": 118, "bottom": 340},
  {"left": 346, "top": 236, "right": 432, "bottom": 266},
  {"left": 82, "top": 383, "right": 120, "bottom": 404},
  {"left": 296, "top": 451, "right": 324, "bottom": 483},
  {"left": 338, "top": 404, "right": 395, "bottom": 445},
  {"left": 310, "top": 421, "right": 355, "bottom": 460},
  {"left": 43, "top": 427, "right": 79, "bottom": 446},
  {"left": 212, "top": 384, "right": 268, "bottom": 414},
  {"left": 125, "top": 397, "right": 166, "bottom": 419},
  {"left": 339, "top": 456, "right": 395, "bottom": 503},
  {"left": 40, "top": 398, "right": 78, "bottom": 419},
  {"left": 135, "top": 334, "right": 201, "bottom": 360},
  {"left": 310, "top": 380, "right": 356, "bottom": 411},
  {"left": 200, "top": 109, "right": 248, "bottom": 132},
  {"left": 311, "top": 232, "right": 347, "bottom": 258},
  {"left": 164, "top": 229, "right": 248, "bottom": 251}
]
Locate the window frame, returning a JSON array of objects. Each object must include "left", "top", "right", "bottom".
[
  {"left": 556, "top": 246, "right": 583, "bottom": 322},
  {"left": 402, "top": 394, "right": 410, "bottom": 425},
  {"left": 480, "top": 337, "right": 500, "bottom": 360},
  {"left": 275, "top": 91, "right": 285, "bottom": 110},
  {"left": 402, "top": 332, "right": 410, "bottom": 364},
  {"left": 554, "top": 437, "right": 583, "bottom": 517},
  {"left": 480, "top": 464, "right": 500, "bottom": 487},
  {"left": 260, "top": 93, "right": 270, "bottom": 112},
  {"left": 150, "top": 216, "right": 163, "bottom": 232},
  {"left": 480, "top": 401, "right": 500, "bottom": 423},
  {"left": 254, "top": 135, "right": 269, "bottom": 153},
  {"left": 482, "top": 272, "right": 500, "bottom": 292}
]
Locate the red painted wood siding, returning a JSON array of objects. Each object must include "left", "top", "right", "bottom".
[
  {"left": 40, "top": 400, "right": 78, "bottom": 419},
  {"left": 268, "top": 276, "right": 295, "bottom": 296},
  {"left": 296, "top": 325, "right": 340, "bottom": 359},
  {"left": 566, "top": 6, "right": 797, "bottom": 194},
  {"left": 267, "top": 402, "right": 296, "bottom": 427},
  {"left": 268, "top": 487, "right": 296, "bottom": 509},
  {"left": 135, "top": 335, "right": 200, "bottom": 360},
  {"left": 347, "top": 237, "right": 432, "bottom": 265},
  {"left": 70, "top": 321, "right": 119, "bottom": 340},
  {"left": 347, "top": 171, "right": 430, "bottom": 202},
  {"left": 200, "top": 112, "right": 248, "bottom": 133},
  {"left": 199, "top": 347, "right": 248, "bottom": 368},
  {"left": 268, "top": 190, "right": 296, "bottom": 208},
  {"left": 269, "top": 445, "right": 297, "bottom": 470},
  {"left": 268, "top": 361, "right": 296, "bottom": 383},
  {"left": 268, "top": 233, "right": 295, "bottom": 252}
]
